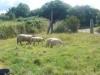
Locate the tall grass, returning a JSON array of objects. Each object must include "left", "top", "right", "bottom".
[
  {"left": 0, "top": 17, "right": 48, "bottom": 39},
  {"left": 0, "top": 33, "right": 100, "bottom": 75}
]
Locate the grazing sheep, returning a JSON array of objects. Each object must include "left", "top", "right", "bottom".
[
  {"left": 17, "top": 34, "right": 33, "bottom": 45},
  {"left": 32, "top": 37, "right": 44, "bottom": 45},
  {"left": 46, "top": 38, "right": 63, "bottom": 48}
]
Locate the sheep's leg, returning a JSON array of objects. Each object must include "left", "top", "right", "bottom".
[
  {"left": 41, "top": 41, "right": 44, "bottom": 46},
  {"left": 17, "top": 39, "right": 19, "bottom": 45},
  {"left": 29, "top": 41, "right": 32, "bottom": 45},
  {"left": 17, "top": 41, "right": 19, "bottom": 45},
  {"left": 27, "top": 41, "right": 31, "bottom": 45},
  {"left": 50, "top": 44, "right": 53, "bottom": 48},
  {"left": 20, "top": 41, "right": 23, "bottom": 45},
  {"left": 26, "top": 42, "right": 29, "bottom": 45},
  {"left": 50, "top": 43, "right": 53, "bottom": 48},
  {"left": 38, "top": 41, "right": 39, "bottom": 45}
]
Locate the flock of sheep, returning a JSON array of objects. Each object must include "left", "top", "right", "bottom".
[{"left": 17, "top": 34, "right": 63, "bottom": 48}]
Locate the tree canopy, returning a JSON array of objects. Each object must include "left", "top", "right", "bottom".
[
  {"left": 68, "top": 6, "right": 98, "bottom": 27},
  {"left": 7, "top": 3, "right": 30, "bottom": 18},
  {"left": 5, "top": 0, "right": 100, "bottom": 27},
  {"left": 40, "top": 0, "right": 71, "bottom": 22}
]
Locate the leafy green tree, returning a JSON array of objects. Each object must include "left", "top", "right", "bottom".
[
  {"left": 6, "top": 7, "right": 16, "bottom": 19},
  {"left": 40, "top": 0, "right": 71, "bottom": 22},
  {"left": 68, "top": 6, "right": 98, "bottom": 27},
  {"left": 7, "top": 3, "right": 30, "bottom": 18},
  {"left": 15, "top": 3, "right": 30, "bottom": 17}
]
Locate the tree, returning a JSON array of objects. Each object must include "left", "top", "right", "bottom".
[
  {"left": 41, "top": 0, "right": 71, "bottom": 22},
  {"left": 90, "top": 19, "right": 94, "bottom": 34},
  {"left": 47, "top": 10, "right": 53, "bottom": 34},
  {"left": 6, "top": 7, "right": 16, "bottom": 19},
  {"left": 68, "top": 6, "right": 98, "bottom": 27},
  {"left": 6, "top": 3, "right": 30, "bottom": 18},
  {"left": 40, "top": 0, "right": 71, "bottom": 33},
  {"left": 15, "top": 3, "right": 30, "bottom": 17}
]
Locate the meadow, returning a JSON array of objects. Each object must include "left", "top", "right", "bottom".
[{"left": 0, "top": 33, "right": 100, "bottom": 75}]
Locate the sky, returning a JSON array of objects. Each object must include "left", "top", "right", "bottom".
[{"left": 0, "top": 0, "right": 100, "bottom": 14}]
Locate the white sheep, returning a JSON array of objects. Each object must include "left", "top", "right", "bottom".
[
  {"left": 17, "top": 34, "right": 33, "bottom": 45},
  {"left": 32, "top": 36, "right": 44, "bottom": 45},
  {"left": 46, "top": 38, "right": 63, "bottom": 48}
]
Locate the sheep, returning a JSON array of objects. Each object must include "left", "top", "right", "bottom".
[
  {"left": 32, "top": 37, "right": 44, "bottom": 45},
  {"left": 46, "top": 38, "right": 63, "bottom": 48},
  {"left": 17, "top": 34, "right": 33, "bottom": 45}
]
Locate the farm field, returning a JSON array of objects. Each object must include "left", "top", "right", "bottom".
[{"left": 0, "top": 33, "right": 100, "bottom": 75}]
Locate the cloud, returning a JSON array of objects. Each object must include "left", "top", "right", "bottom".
[
  {"left": 0, "top": 0, "right": 53, "bottom": 14},
  {"left": 0, "top": 0, "right": 18, "bottom": 11},
  {"left": 62, "top": 0, "right": 100, "bottom": 9}
]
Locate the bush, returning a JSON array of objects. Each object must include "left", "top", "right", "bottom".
[
  {"left": 0, "top": 23, "right": 22, "bottom": 39},
  {"left": 64, "top": 16, "right": 80, "bottom": 32},
  {"left": 54, "top": 16, "right": 80, "bottom": 33},
  {"left": 24, "top": 18, "right": 48, "bottom": 33}
]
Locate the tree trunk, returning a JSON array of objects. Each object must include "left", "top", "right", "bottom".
[
  {"left": 90, "top": 19, "right": 94, "bottom": 34},
  {"left": 47, "top": 9, "right": 53, "bottom": 34},
  {"left": 47, "top": 21, "right": 51, "bottom": 34},
  {"left": 51, "top": 23, "right": 53, "bottom": 33}
]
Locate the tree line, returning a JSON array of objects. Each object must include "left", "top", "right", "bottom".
[{"left": 1, "top": 0, "right": 100, "bottom": 28}]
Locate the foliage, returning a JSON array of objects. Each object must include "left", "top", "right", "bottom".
[
  {"left": 5, "top": 1, "right": 100, "bottom": 28},
  {"left": 0, "top": 17, "right": 48, "bottom": 39},
  {"left": 6, "top": 3, "right": 30, "bottom": 18},
  {"left": 68, "top": 6, "right": 98, "bottom": 27},
  {"left": 32, "top": 0, "right": 71, "bottom": 22},
  {"left": 54, "top": 16, "right": 80, "bottom": 33},
  {"left": 96, "top": 12, "right": 100, "bottom": 24},
  {"left": 15, "top": 3, "right": 30, "bottom": 17},
  {"left": 65, "top": 16, "right": 80, "bottom": 32}
]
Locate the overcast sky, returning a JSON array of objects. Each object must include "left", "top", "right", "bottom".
[{"left": 0, "top": 0, "right": 100, "bottom": 13}]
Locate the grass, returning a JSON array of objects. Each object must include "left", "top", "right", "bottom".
[
  {"left": 0, "top": 17, "right": 48, "bottom": 39},
  {"left": 0, "top": 33, "right": 100, "bottom": 75}
]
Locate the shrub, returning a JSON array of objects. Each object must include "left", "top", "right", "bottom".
[
  {"left": 24, "top": 18, "right": 47, "bottom": 33},
  {"left": 64, "top": 16, "right": 80, "bottom": 32},
  {"left": 0, "top": 17, "right": 48, "bottom": 39},
  {"left": 54, "top": 16, "right": 80, "bottom": 33}
]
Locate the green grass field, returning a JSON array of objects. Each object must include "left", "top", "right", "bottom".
[{"left": 0, "top": 33, "right": 100, "bottom": 75}]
